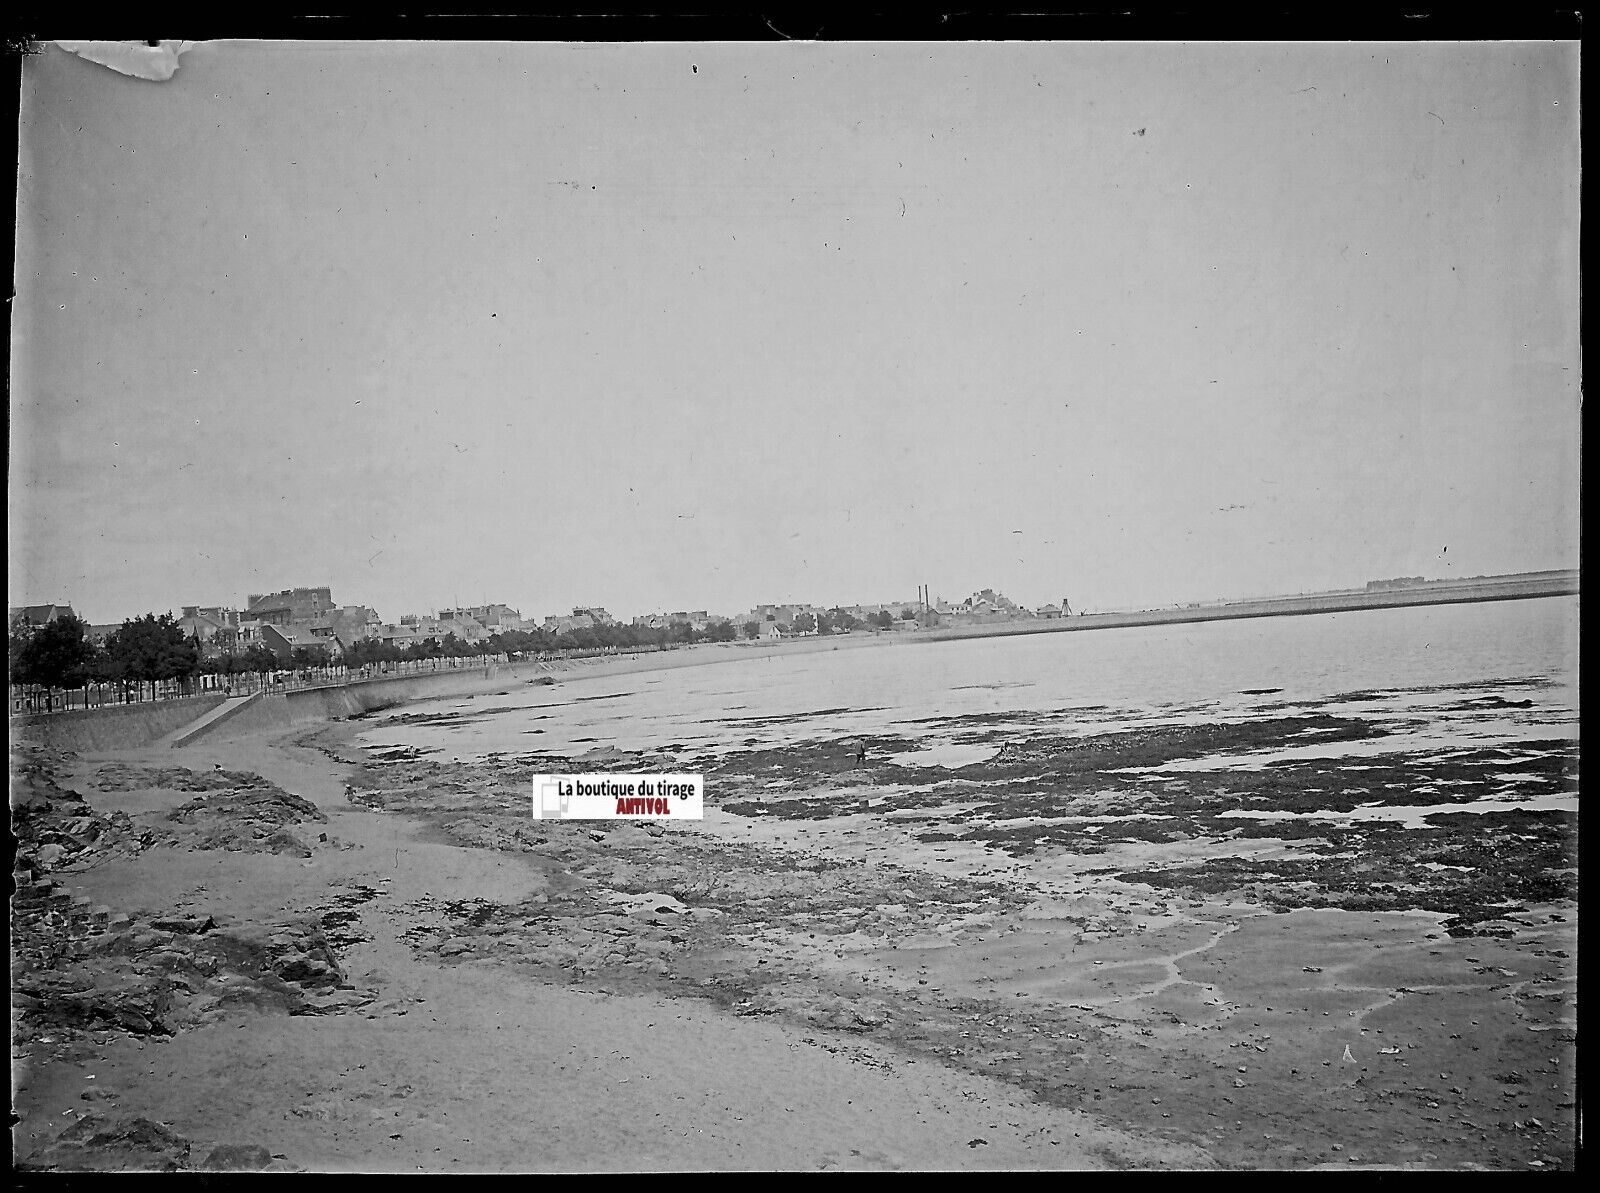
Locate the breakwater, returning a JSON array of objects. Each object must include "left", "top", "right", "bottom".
[{"left": 923, "top": 572, "right": 1579, "bottom": 644}]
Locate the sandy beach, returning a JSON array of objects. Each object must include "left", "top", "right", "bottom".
[{"left": 10, "top": 644, "right": 1578, "bottom": 1172}]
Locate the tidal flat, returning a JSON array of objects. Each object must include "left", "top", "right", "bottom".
[
  {"left": 327, "top": 679, "right": 1577, "bottom": 1169},
  {"left": 10, "top": 640, "right": 1579, "bottom": 1171}
]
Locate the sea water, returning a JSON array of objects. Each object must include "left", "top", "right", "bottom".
[{"left": 355, "top": 596, "right": 1579, "bottom": 767}]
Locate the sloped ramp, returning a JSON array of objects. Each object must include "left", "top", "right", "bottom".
[{"left": 165, "top": 692, "right": 265, "bottom": 748}]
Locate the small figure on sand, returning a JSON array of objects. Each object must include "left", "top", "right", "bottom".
[{"left": 854, "top": 743, "right": 867, "bottom": 764}]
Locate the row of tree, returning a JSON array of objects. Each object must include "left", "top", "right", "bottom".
[
  {"left": 477, "top": 618, "right": 741, "bottom": 656},
  {"left": 10, "top": 602, "right": 929, "bottom": 699},
  {"left": 478, "top": 606, "right": 914, "bottom": 651},
  {"left": 9, "top": 612, "right": 207, "bottom": 698},
  {"left": 8, "top": 612, "right": 345, "bottom": 697},
  {"left": 784, "top": 608, "right": 917, "bottom": 634}
]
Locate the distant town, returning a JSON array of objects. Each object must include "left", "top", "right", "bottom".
[
  {"left": 10, "top": 583, "right": 1067, "bottom": 673},
  {"left": 8, "top": 569, "right": 1579, "bottom": 711},
  {"left": 6, "top": 582, "right": 1067, "bottom": 708}
]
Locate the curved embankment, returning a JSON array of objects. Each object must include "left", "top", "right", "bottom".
[
  {"left": 7, "top": 668, "right": 531, "bottom": 753},
  {"left": 10, "top": 696, "right": 229, "bottom": 753},
  {"left": 187, "top": 664, "right": 534, "bottom": 743},
  {"left": 192, "top": 639, "right": 900, "bottom": 744},
  {"left": 180, "top": 645, "right": 784, "bottom": 744},
  {"left": 9, "top": 636, "right": 899, "bottom": 754}
]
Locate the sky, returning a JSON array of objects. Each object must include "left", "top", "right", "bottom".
[{"left": 9, "top": 40, "right": 1582, "bottom": 625}]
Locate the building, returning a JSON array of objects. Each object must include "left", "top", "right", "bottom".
[
  {"left": 245, "top": 588, "right": 335, "bottom": 626},
  {"left": 376, "top": 623, "right": 429, "bottom": 650},
  {"left": 433, "top": 613, "right": 488, "bottom": 643},
  {"left": 439, "top": 603, "right": 522, "bottom": 629},
  {"left": 544, "top": 612, "right": 594, "bottom": 635},
  {"left": 743, "top": 603, "right": 823, "bottom": 630},
  {"left": 8, "top": 604, "right": 76, "bottom": 631},
  {"left": 962, "top": 588, "right": 1024, "bottom": 613},
  {"left": 177, "top": 606, "right": 241, "bottom": 652},
  {"left": 260, "top": 623, "right": 337, "bottom": 664},
  {"left": 838, "top": 600, "right": 921, "bottom": 623},
  {"left": 316, "top": 605, "right": 382, "bottom": 647},
  {"left": 181, "top": 605, "right": 241, "bottom": 628},
  {"left": 545, "top": 607, "right": 614, "bottom": 635},
  {"left": 671, "top": 610, "right": 726, "bottom": 631},
  {"left": 937, "top": 589, "right": 1033, "bottom": 624}
]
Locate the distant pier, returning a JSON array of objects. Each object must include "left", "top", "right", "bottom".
[{"left": 920, "top": 570, "right": 1579, "bottom": 643}]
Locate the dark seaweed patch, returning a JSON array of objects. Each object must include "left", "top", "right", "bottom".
[{"left": 1120, "top": 809, "right": 1576, "bottom": 924}]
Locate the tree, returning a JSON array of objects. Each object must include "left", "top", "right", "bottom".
[
  {"left": 10, "top": 611, "right": 96, "bottom": 690},
  {"left": 828, "top": 608, "right": 864, "bottom": 633},
  {"left": 290, "top": 645, "right": 330, "bottom": 675},
  {"left": 704, "top": 620, "right": 736, "bottom": 643},
  {"left": 105, "top": 613, "right": 200, "bottom": 697},
  {"left": 870, "top": 610, "right": 894, "bottom": 630},
  {"left": 742, "top": 621, "right": 760, "bottom": 640},
  {"left": 239, "top": 644, "right": 280, "bottom": 677},
  {"left": 489, "top": 629, "right": 540, "bottom": 658},
  {"left": 343, "top": 636, "right": 408, "bottom": 670},
  {"left": 86, "top": 642, "right": 123, "bottom": 688},
  {"left": 404, "top": 637, "right": 440, "bottom": 662},
  {"left": 793, "top": 612, "right": 816, "bottom": 634},
  {"left": 8, "top": 614, "right": 34, "bottom": 686}
]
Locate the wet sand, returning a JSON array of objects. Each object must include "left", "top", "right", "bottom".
[
  {"left": 10, "top": 658, "right": 1577, "bottom": 1172},
  {"left": 10, "top": 724, "right": 1199, "bottom": 1170}
]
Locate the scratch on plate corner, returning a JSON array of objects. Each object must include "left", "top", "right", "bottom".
[{"left": 55, "top": 40, "right": 196, "bottom": 82}]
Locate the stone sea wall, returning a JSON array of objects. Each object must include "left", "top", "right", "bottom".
[
  {"left": 189, "top": 664, "right": 532, "bottom": 743},
  {"left": 11, "top": 696, "right": 230, "bottom": 753}
]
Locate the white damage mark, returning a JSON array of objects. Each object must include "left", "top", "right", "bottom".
[{"left": 55, "top": 41, "right": 195, "bottom": 82}]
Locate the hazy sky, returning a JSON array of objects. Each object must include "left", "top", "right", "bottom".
[{"left": 10, "top": 41, "right": 1581, "bottom": 624}]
